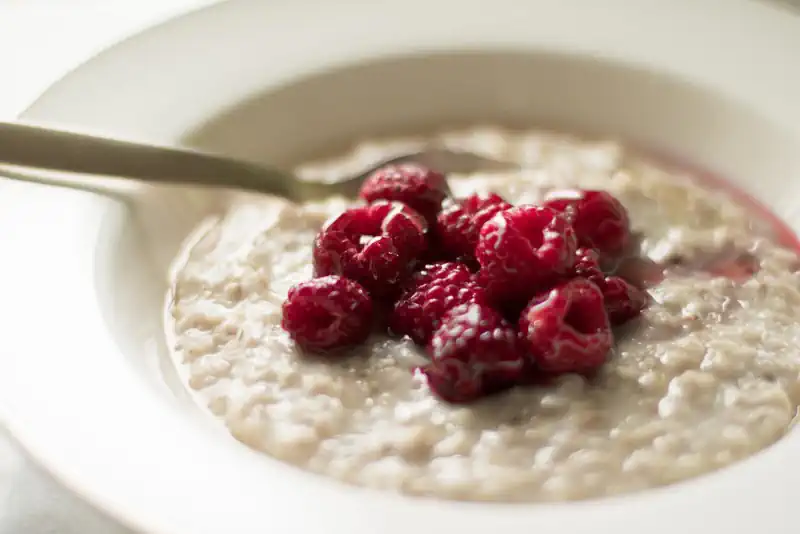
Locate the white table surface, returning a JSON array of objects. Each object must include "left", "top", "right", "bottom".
[
  {"left": 1, "top": 1, "right": 798, "bottom": 533},
  {"left": 0, "top": 3, "right": 211, "bottom": 532}
]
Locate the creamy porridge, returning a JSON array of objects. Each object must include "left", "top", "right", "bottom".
[{"left": 169, "top": 128, "right": 800, "bottom": 502}]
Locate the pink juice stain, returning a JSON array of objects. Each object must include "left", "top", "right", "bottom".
[{"left": 613, "top": 146, "right": 799, "bottom": 288}]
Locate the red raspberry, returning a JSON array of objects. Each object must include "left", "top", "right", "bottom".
[
  {"left": 543, "top": 189, "right": 631, "bottom": 259},
  {"left": 424, "top": 303, "right": 526, "bottom": 403},
  {"left": 328, "top": 200, "right": 428, "bottom": 259},
  {"left": 281, "top": 276, "right": 373, "bottom": 352},
  {"left": 519, "top": 278, "right": 613, "bottom": 374},
  {"left": 565, "top": 248, "right": 647, "bottom": 325},
  {"left": 600, "top": 276, "right": 648, "bottom": 325},
  {"left": 436, "top": 192, "right": 512, "bottom": 262},
  {"left": 313, "top": 201, "right": 427, "bottom": 297},
  {"left": 359, "top": 163, "right": 448, "bottom": 223},
  {"left": 390, "top": 263, "right": 485, "bottom": 345},
  {"left": 476, "top": 205, "right": 577, "bottom": 305}
]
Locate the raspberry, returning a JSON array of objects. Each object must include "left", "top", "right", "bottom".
[
  {"left": 519, "top": 278, "right": 613, "bottom": 374},
  {"left": 313, "top": 201, "right": 427, "bottom": 297},
  {"left": 436, "top": 192, "right": 512, "bottom": 262},
  {"left": 543, "top": 189, "right": 631, "bottom": 258},
  {"left": 281, "top": 276, "right": 373, "bottom": 352},
  {"left": 566, "top": 248, "right": 647, "bottom": 325},
  {"left": 424, "top": 303, "right": 526, "bottom": 403},
  {"left": 476, "top": 205, "right": 577, "bottom": 305},
  {"left": 390, "top": 263, "right": 485, "bottom": 345},
  {"left": 600, "top": 276, "right": 648, "bottom": 325},
  {"left": 359, "top": 163, "right": 448, "bottom": 223}
]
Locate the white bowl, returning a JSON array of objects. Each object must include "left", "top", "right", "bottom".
[{"left": 3, "top": 1, "right": 800, "bottom": 533}]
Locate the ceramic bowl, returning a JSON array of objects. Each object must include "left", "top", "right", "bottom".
[{"left": 3, "top": 1, "right": 800, "bottom": 533}]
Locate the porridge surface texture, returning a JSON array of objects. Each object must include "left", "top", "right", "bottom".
[{"left": 169, "top": 128, "right": 800, "bottom": 502}]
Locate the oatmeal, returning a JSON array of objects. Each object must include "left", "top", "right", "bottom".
[{"left": 169, "top": 128, "right": 800, "bottom": 502}]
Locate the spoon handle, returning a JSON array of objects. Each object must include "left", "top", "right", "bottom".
[{"left": 0, "top": 121, "right": 301, "bottom": 198}]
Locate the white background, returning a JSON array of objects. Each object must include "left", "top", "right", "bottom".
[{"left": 0, "top": 0, "right": 798, "bottom": 533}]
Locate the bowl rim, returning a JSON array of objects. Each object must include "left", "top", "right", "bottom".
[{"left": 4, "top": 1, "right": 800, "bottom": 533}]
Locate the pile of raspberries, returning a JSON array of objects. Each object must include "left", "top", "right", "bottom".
[{"left": 281, "top": 163, "right": 647, "bottom": 403}]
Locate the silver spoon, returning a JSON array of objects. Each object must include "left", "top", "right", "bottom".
[{"left": 0, "top": 121, "right": 514, "bottom": 200}]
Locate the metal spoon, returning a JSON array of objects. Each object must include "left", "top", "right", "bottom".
[{"left": 0, "top": 121, "right": 514, "bottom": 201}]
